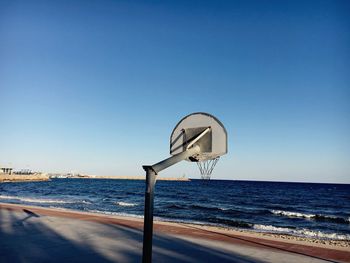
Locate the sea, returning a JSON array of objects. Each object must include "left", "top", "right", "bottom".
[{"left": 0, "top": 179, "right": 349, "bottom": 241}]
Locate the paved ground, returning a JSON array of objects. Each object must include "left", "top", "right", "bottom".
[{"left": 0, "top": 205, "right": 348, "bottom": 263}]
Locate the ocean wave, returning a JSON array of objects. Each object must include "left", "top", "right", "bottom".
[
  {"left": 190, "top": 204, "right": 235, "bottom": 212},
  {"left": 313, "top": 215, "right": 350, "bottom": 224},
  {"left": 271, "top": 210, "right": 350, "bottom": 224},
  {"left": 115, "top": 201, "right": 138, "bottom": 207},
  {"left": 271, "top": 210, "right": 314, "bottom": 218},
  {"left": 154, "top": 216, "right": 210, "bottom": 225},
  {"left": 207, "top": 217, "right": 253, "bottom": 228},
  {"left": 165, "top": 203, "right": 232, "bottom": 212},
  {"left": 87, "top": 210, "right": 217, "bottom": 226},
  {"left": 0, "top": 195, "right": 91, "bottom": 204},
  {"left": 87, "top": 209, "right": 252, "bottom": 229},
  {"left": 87, "top": 209, "right": 143, "bottom": 218},
  {"left": 190, "top": 204, "right": 219, "bottom": 211},
  {"left": 253, "top": 224, "right": 350, "bottom": 240},
  {"left": 218, "top": 207, "right": 231, "bottom": 211},
  {"left": 82, "top": 209, "right": 350, "bottom": 241},
  {"left": 166, "top": 204, "right": 185, "bottom": 209}
]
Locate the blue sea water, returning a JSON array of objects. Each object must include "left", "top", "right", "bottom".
[{"left": 0, "top": 179, "right": 349, "bottom": 240}]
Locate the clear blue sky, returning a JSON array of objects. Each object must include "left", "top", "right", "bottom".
[{"left": 1, "top": 0, "right": 349, "bottom": 183}]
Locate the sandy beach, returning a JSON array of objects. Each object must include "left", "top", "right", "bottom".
[{"left": 0, "top": 203, "right": 349, "bottom": 263}]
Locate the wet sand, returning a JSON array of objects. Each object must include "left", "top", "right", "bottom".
[{"left": 0, "top": 203, "right": 349, "bottom": 262}]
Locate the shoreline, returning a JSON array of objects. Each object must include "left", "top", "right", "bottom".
[
  {"left": 0, "top": 174, "right": 190, "bottom": 182},
  {"left": 1, "top": 202, "right": 349, "bottom": 263},
  {"left": 0, "top": 202, "right": 349, "bottom": 249},
  {"left": 87, "top": 209, "right": 350, "bottom": 247}
]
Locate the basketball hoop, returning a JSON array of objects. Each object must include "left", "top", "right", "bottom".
[
  {"left": 142, "top": 112, "right": 228, "bottom": 263},
  {"left": 170, "top": 112, "right": 227, "bottom": 180},
  {"left": 197, "top": 157, "right": 219, "bottom": 180}
]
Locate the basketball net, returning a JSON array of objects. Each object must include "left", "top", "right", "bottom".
[{"left": 196, "top": 157, "right": 220, "bottom": 180}]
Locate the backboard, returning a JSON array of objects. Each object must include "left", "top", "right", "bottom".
[{"left": 170, "top": 112, "right": 227, "bottom": 162}]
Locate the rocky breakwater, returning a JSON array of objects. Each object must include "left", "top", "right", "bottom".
[{"left": 0, "top": 173, "right": 50, "bottom": 183}]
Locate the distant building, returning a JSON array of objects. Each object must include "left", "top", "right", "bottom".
[
  {"left": 14, "top": 169, "right": 33, "bottom": 175},
  {"left": 0, "top": 167, "right": 13, "bottom": 174}
]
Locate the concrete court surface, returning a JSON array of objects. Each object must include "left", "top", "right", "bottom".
[{"left": 0, "top": 206, "right": 347, "bottom": 263}]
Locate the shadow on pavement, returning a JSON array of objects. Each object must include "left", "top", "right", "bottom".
[{"left": 0, "top": 207, "right": 264, "bottom": 263}]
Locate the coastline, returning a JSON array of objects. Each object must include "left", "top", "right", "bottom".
[
  {"left": 0, "top": 174, "right": 190, "bottom": 183},
  {"left": 1, "top": 202, "right": 349, "bottom": 262},
  {"left": 0, "top": 173, "right": 49, "bottom": 183}
]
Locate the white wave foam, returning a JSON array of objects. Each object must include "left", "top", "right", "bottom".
[
  {"left": 271, "top": 210, "right": 350, "bottom": 223},
  {"left": 0, "top": 195, "right": 91, "bottom": 204},
  {"left": 253, "top": 224, "right": 350, "bottom": 240},
  {"left": 271, "top": 210, "right": 314, "bottom": 218},
  {"left": 67, "top": 208, "right": 350, "bottom": 241},
  {"left": 115, "top": 201, "right": 137, "bottom": 207},
  {"left": 87, "top": 209, "right": 144, "bottom": 218},
  {"left": 87, "top": 210, "right": 211, "bottom": 226}
]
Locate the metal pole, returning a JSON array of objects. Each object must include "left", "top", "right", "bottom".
[
  {"left": 151, "top": 145, "right": 200, "bottom": 174},
  {"left": 142, "top": 166, "right": 156, "bottom": 263},
  {"left": 142, "top": 145, "right": 200, "bottom": 262}
]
